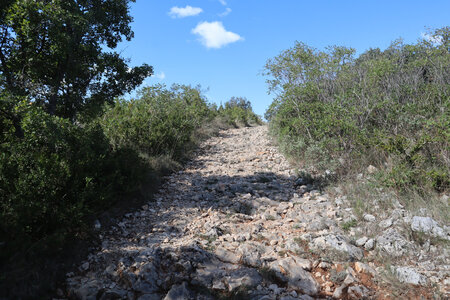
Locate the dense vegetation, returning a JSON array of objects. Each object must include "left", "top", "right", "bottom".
[
  {"left": 217, "top": 96, "right": 263, "bottom": 127},
  {"left": 1, "top": 0, "right": 150, "bottom": 259},
  {"left": 0, "top": 1, "right": 261, "bottom": 295},
  {"left": 264, "top": 27, "right": 449, "bottom": 194}
]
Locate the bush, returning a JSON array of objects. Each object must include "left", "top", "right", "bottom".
[
  {"left": 101, "top": 84, "right": 215, "bottom": 161},
  {"left": 0, "top": 103, "right": 145, "bottom": 252},
  {"left": 264, "top": 27, "right": 449, "bottom": 193},
  {"left": 217, "top": 96, "right": 263, "bottom": 127}
]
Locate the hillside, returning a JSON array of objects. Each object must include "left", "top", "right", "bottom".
[{"left": 64, "top": 126, "right": 448, "bottom": 299}]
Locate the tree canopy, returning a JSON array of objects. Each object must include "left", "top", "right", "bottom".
[{"left": 0, "top": 0, "right": 152, "bottom": 119}]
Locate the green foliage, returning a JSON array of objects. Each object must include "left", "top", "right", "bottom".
[
  {"left": 101, "top": 84, "right": 215, "bottom": 160},
  {"left": 0, "top": 0, "right": 152, "bottom": 119},
  {"left": 341, "top": 219, "right": 358, "bottom": 232},
  {"left": 217, "top": 96, "right": 262, "bottom": 127},
  {"left": 265, "top": 27, "right": 450, "bottom": 193},
  {"left": 0, "top": 2, "right": 154, "bottom": 269},
  {"left": 0, "top": 104, "right": 145, "bottom": 250}
]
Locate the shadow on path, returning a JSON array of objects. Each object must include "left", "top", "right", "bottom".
[{"left": 64, "top": 170, "right": 326, "bottom": 299}]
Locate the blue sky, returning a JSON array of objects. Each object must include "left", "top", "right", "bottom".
[{"left": 119, "top": 0, "right": 450, "bottom": 117}]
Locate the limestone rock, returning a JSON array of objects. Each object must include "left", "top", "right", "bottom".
[
  {"left": 164, "top": 282, "right": 192, "bottom": 300},
  {"left": 269, "top": 257, "right": 319, "bottom": 295},
  {"left": 411, "top": 216, "right": 448, "bottom": 239},
  {"left": 354, "top": 262, "right": 376, "bottom": 276},
  {"left": 355, "top": 237, "right": 368, "bottom": 247},
  {"left": 348, "top": 285, "right": 369, "bottom": 299},
  {"left": 215, "top": 247, "right": 241, "bottom": 264},
  {"left": 364, "top": 238, "right": 375, "bottom": 250},
  {"left": 379, "top": 218, "right": 393, "bottom": 229},
  {"left": 393, "top": 266, "right": 427, "bottom": 285},
  {"left": 376, "top": 228, "right": 412, "bottom": 256},
  {"left": 225, "top": 268, "right": 262, "bottom": 292},
  {"left": 332, "top": 284, "right": 347, "bottom": 298},
  {"left": 363, "top": 214, "right": 376, "bottom": 222},
  {"left": 367, "top": 165, "right": 378, "bottom": 174},
  {"left": 312, "top": 234, "right": 364, "bottom": 260},
  {"left": 237, "top": 243, "right": 265, "bottom": 268}
]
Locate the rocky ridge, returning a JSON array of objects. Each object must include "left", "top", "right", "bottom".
[{"left": 64, "top": 126, "right": 449, "bottom": 299}]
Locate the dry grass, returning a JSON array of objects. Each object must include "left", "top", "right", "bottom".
[{"left": 328, "top": 176, "right": 449, "bottom": 225}]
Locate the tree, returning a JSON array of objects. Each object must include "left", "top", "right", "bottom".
[
  {"left": 225, "top": 96, "right": 251, "bottom": 110},
  {"left": 0, "top": 0, "right": 152, "bottom": 120}
]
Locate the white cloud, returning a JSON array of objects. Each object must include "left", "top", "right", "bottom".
[
  {"left": 169, "top": 5, "right": 203, "bottom": 18},
  {"left": 219, "top": 7, "right": 232, "bottom": 17},
  {"left": 152, "top": 72, "right": 166, "bottom": 80},
  {"left": 218, "top": 0, "right": 227, "bottom": 5},
  {"left": 192, "top": 21, "right": 243, "bottom": 49}
]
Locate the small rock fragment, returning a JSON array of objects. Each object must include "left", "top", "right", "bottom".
[
  {"left": 355, "top": 237, "right": 368, "bottom": 247},
  {"left": 332, "top": 284, "right": 347, "bottom": 298},
  {"left": 348, "top": 285, "right": 368, "bottom": 299},
  {"left": 367, "top": 165, "right": 378, "bottom": 174},
  {"left": 363, "top": 214, "right": 376, "bottom": 222},
  {"left": 164, "top": 282, "right": 192, "bottom": 300},
  {"left": 80, "top": 262, "right": 89, "bottom": 271},
  {"left": 378, "top": 218, "right": 393, "bottom": 229},
  {"left": 354, "top": 262, "right": 376, "bottom": 276},
  {"left": 364, "top": 239, "right": 375, "bottom": 250}
]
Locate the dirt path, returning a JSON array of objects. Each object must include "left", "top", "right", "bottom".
[{"left": 65, "top": 126, "right": 447, "bottom": 299}]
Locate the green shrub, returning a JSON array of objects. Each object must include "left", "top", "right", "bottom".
[
  {"left": 264, "top": 27, "right": 449, "bottom": 193},
  {"left": 101, "top": 84, "right": 214, "bottom": 160},
  {"left": 217, "top": 96, "right": 262, "bottom": 127},
  {"left": 0, "top": 104, "right": 145, "bottom": 250}
]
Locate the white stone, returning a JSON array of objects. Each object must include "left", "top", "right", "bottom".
[
  {"left": 354, "top": 262, "right": 376, "bottom": 276},
  {"left": 393, "top": 266, "right": 427, "bottom": 285},
  {"left": 378, "top": 218, "right": 393, "bottom": 229},
  {"left": 348, "top": 285, "right": 368, "bottom": 299},
  {"left": 376, "top": 228, "right": 411, "bottom": 256},
  {"left": 318, "top": 262, "right": 331, "bottom": 269},
  {"left": 312, "top": 234, "right": 364, "bottom": 260},
  {"left": 332, "top": 284, "right": 347, "bottom": 298},
  {"left": 411, "top": 216, "right": 448, "bottom": 239},
  {"left": 367, "top": 165, "right": 378, "bottom": 174},
  {"left": 363, "top": 214, "right": 376, "bottom": 222},
  {"left": 364, "top": 239, "right": 375, "bottom": 250},
  {"left": 355, "top": 236, "right": 368, "bottom": 247},
  {"left": 269, "top": 257, "right": 319, "bottom": 295}
]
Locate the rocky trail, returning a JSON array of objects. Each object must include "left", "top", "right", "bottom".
[{"left": 64, "top": 126, "right": 449, "bottom": 299}]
